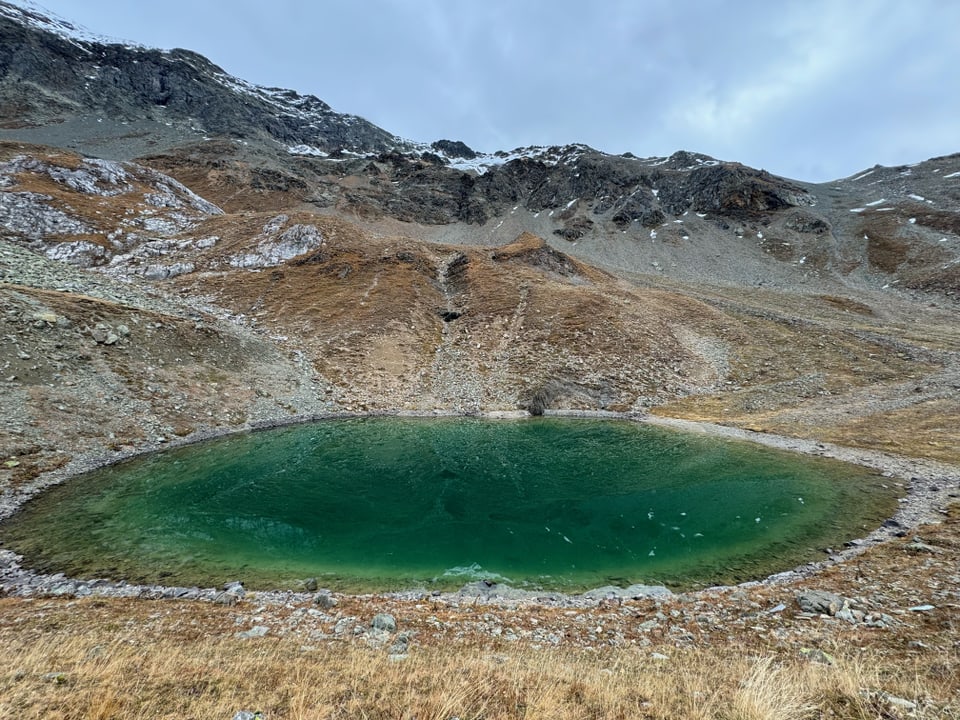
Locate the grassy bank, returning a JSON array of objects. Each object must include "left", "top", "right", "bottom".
[{"left": 0, "top": 599, "right": 955, "bottom": 719}]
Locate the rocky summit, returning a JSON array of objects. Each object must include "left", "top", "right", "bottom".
[{"left": 0, "top": 4, "right": 957, "bottom": 521}]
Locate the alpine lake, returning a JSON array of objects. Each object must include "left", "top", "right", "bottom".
[{"left": 0, "top": 417, "right": 901, "bottom": 593}]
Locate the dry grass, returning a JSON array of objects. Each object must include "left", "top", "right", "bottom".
[{"left": 1, "top": 617, "right": 954, "bottom": 720}]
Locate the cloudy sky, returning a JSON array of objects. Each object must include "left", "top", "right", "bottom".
[{"left": 16, "top": 0, "right": 960, "bottom": 182}]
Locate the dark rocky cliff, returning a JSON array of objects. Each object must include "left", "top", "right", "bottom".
[{"left": 0, "top": 4, "right": 398, "bottom": 153}]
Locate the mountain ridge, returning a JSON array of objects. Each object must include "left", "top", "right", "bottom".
[{"left": 0, "top": 2, "right": 957, "bottom": 475}]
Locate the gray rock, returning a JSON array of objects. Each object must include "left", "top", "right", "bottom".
[
  {"left": 231, "top": 712, "right": 263, "bottom": 720},
  {"left": 387, "top": 630, "right": 413, "bottom": 657},
  {"left": 90, "top": 323, "right": 113, "bottom": 344},
  {"left": 796, "top": 590, "right": 847, "bottom": 616},
  {"left": 229, "top": 221, "right": 324, "bottom": 268},
  {"left": 364, "top": 627, "right": 393, "bottom": 647},
  {"left": 863, "top": 613, "right": 896, "bottom": 629},
  {"left": 235, "top": 626, "right": 269, "bottom": 640},
  {"left": 332, "top": 617, "right": 355, "bottom": 636},
  {"left": 223, "top": 580, "right": 245, "bottom": 597},
  {"left": 581, "top": 584, "right": 673, "bottom": 601},
  {"left": 800, "top": 648, "right": 835, "bottom": 665},
  {"left": 370, "top": 613, "right": 397, "bottom": 633},
  {"left": 905, "top": 540, "right": 941, "bottom": 554},
  {"left": 213, "top": 591, "right": 238, "bottom": 606},
  {"left": 313, "top": 590, "right": 336, "bottom": 608},
  {"left": 834, "top": 608, "right": 860, "bottom": 624},
  {"left": 882, "top": 694, "right": 917, "bottom": 712},
  {"left": 45, "top": 240, "right": 107, "bottom": 268},
  {"left": 0, "top": 189, "right": 94, "bottom": 240},
  {"left": 142, "top": 262, "right": 195, "bottom": 280}
]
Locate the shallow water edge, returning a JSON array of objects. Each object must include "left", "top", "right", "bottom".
[{"left": 0, "top": 408, "right": 957, "bottom": 607}]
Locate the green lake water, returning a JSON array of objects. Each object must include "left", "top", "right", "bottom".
[{"left": 0, "top": 417, "right": 899, "bottom": 591}]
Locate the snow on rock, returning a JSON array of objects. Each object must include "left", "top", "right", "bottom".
[
  {"left": 0, "top": 0, "right": 133, "bottom": 49},
  {"left": 432, "top": 144, "right": 590, "bottom": 176},
  {"left": 944, "top": 171, "right": 960, "bottom": 179},
  {"left": 288, "top": 144, "right": 329, "bottom": 157}
]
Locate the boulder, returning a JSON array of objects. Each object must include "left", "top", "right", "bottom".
[
  {"left": 313, "top": 590, "right": 336, "bottom": 609},
  {"left": 235, "top": 626, "right": 269, "bottom": 640},
  {"left": 796, "top": 590, "right": 847, "bottom": 615},
  {"left": 370, "top": 613, "right": 396, "bottom": 633}
]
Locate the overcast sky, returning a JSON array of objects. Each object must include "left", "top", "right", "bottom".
[{"left": 15, "top": 0, "right": 960, "bottom": 182}]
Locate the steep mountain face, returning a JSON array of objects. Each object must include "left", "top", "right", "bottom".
[
  {"left": 2, "top": 1, "right": 957, "bottom": 299},
  {"left": 0, "top": 2, "right": 399, "bottom": 154},
  {"left": 0, "top": 2, "right": 958, "bottom": 489}
]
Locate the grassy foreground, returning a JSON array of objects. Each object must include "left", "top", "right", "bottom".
[
  {"left": 2, "top": 508, "right": 958, "bottom": 719},
  {"left": 0, "top": 610, "right": 956, "bottom": 720}
]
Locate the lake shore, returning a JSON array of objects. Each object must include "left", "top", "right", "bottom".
[{"left": 1, "top": 409, "right": 957, "bottom": 606}]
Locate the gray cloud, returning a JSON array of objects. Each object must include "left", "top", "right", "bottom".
[{"left": 18, "top": 0, "right": 960, "bottom": 181}]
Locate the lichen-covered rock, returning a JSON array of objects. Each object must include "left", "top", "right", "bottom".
[
  {"left": 370, "top": 613, "right": 397, "bottom": 633},
  {"left": 796, "top": 590, "right": 847, "bottom": 615}
]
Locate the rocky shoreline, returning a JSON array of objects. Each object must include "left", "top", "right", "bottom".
[{"left": 1, "top": 409, "right": 957, "bottom": 608}]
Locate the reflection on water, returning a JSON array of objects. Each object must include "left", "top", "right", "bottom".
[{"left": 0, "top": 418, "right": 899, "bottom": 591}]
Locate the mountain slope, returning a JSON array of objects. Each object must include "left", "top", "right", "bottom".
[
  {"left": 0, "top": 3, "right": 957, "bottom": 479},
  {"left": 2, "top": 2, "right": 958, "bottom": 300}
]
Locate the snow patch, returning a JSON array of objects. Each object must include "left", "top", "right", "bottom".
[{"left": 287, "top": 144, "right": 328, "bottom": 157}]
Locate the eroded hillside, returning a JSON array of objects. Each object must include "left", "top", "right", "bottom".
[{"left": 1, "top": 142, "right": 958, "bottom": 492}]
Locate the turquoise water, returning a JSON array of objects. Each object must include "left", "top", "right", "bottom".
[{"left": 0, "top": 418, "right": 898, "bottom": 591}]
